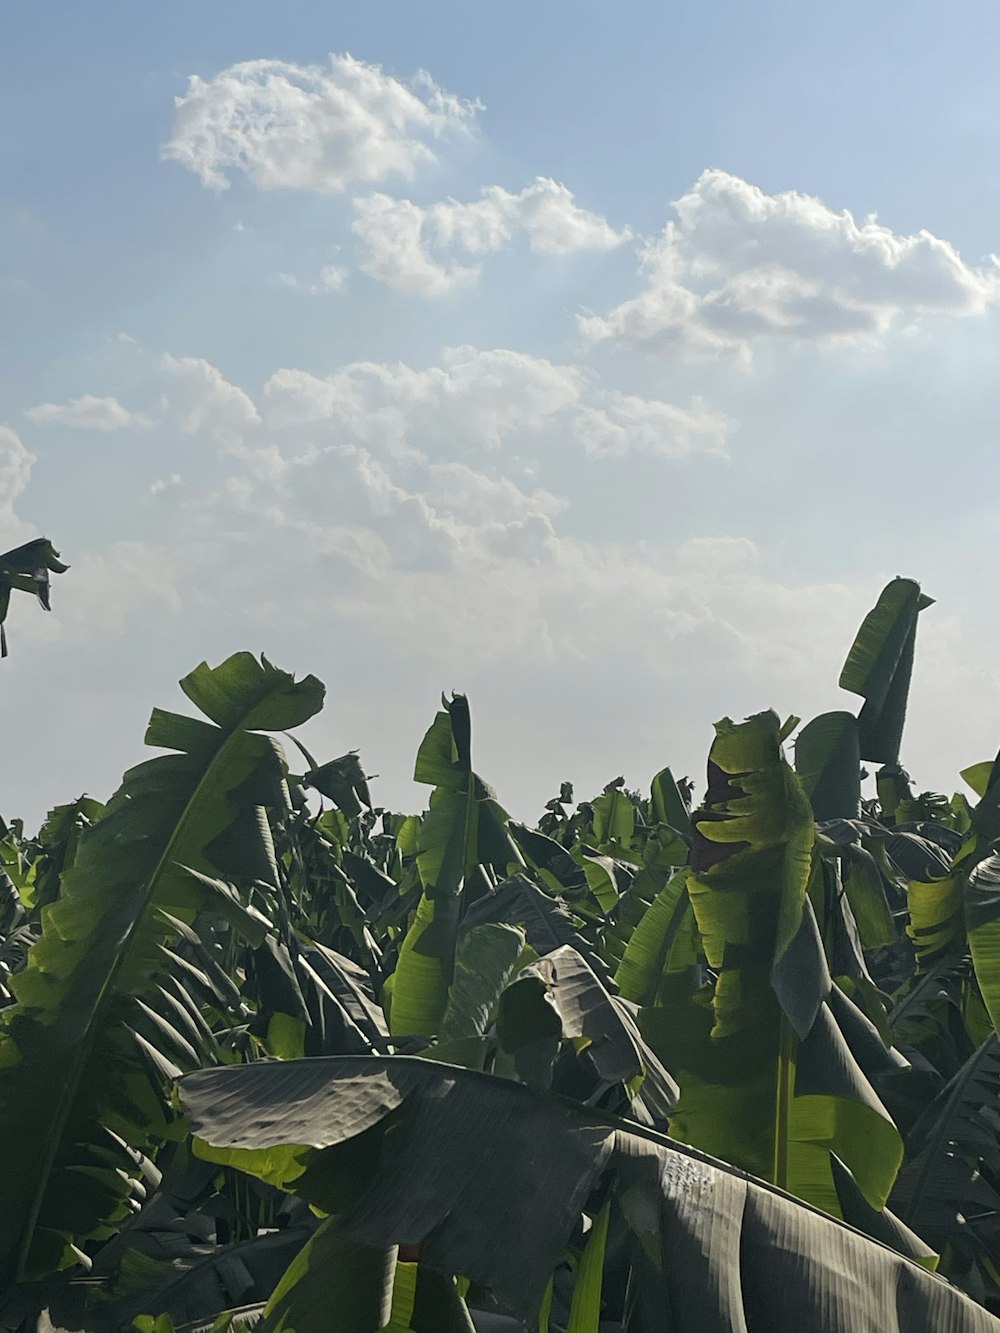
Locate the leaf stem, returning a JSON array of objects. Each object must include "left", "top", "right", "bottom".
[{"left": 773, "top": 1010, "right": 797, "bottom": 1191}]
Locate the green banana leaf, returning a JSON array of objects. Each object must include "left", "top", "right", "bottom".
[
  {"left": 179, "top": 1056, "right": 1000, "bottom": 1332},
  {"left": 262, "top": 1219, "right": 394, "bottom": 1333},
  {"left": 302, "top": 753, "right": 373, "bottom": 818},
  {"left": 437, "top": 923, "right": 525, "bottom": 1045},
  {"left": 838, "top": 578, "right": 933, "bottom": 765},
  {"left": 965, "top": 856, "right": 1000, "bottom": 1038},
  {"left": 495, "top": 943, "right": 678, "bottom": 1115},
  {"left": 0, "top": 537, "right": 68, "bottom": 657},
  {"left": 462, "top": 873, "right": 591, "bottom": 961},
  {"left": 391, "top": 697, "right": 518, "bottom": 1037},
  {"left": 614, "top": 868, "right": 695, "bottom": 1008},
  {"left": 565, "top": 1197, "right": 610, "bottom": 1333},
  {"left": 649, "top": 767, "right": 691, "bottom": 839},
  {"left": 0, "top": 652, "right": 323, "bottom": 1281},
  {"left": 891, "top": 1035, "right": 1000, "bottom": 1305},
  {"left": 795, "top": 711, "right": 862, "bottom": 821}
]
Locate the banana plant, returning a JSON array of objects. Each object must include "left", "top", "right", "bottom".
[
  {"left": 388, "top": 694, "right": 522, "bottom": 1038},
  {"left": 634, "top": 710, "right": 912, "bottom": 1235},
  {"left": 0, "top": 653, "right": 323, "bottom": 1286}
]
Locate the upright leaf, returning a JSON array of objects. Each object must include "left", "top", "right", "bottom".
[
  {"left": 839, "top": 578, "right": 933, "bottom": 765},
  {"left": 392, "top": 698, "right": 515, "bottom": 1038},
  {"left": 795, "top": 712, "right": 861, "bottom": 821}
]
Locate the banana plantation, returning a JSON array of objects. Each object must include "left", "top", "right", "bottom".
[{"left": 4, "top": 539, "right": 1000, "bottom": 1332}]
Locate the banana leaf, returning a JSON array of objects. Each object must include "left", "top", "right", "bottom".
[
  {"left": 0, "top": 652, "right": 323, "bottom": 1280},
  {"left": 838, "top": 578, "right": 933, "bottom": 766},
  {"left": 179, "top": 1056, "right": 1000, "bottom": 1332},
  {"left": 891, "top": 1035, "right": 1000, "bottom": 1308},
  {"left": 390, "top": 697, "right": 518, "bottom": 1037},
  {"left": 0, "top": 537, "right": 69, "bottom": 657},
  {"left": 795, "top": 711, "right": 862, "bottom": 821}
]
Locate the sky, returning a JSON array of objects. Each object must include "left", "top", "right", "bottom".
[{"left": 3, "top": 0, "right": 1000, "bottom": 827}]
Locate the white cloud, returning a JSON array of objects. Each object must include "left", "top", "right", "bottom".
[
  {"left": 317, "top": 264, "right": 348, "bottom": 292},
  {"left": 262, "top": 345, "right": 728, "bottom": 461},
  {"left": 352, "top": 195, "right": 477, "bottom": 296},
  {"left": 163, "top": 55, "right": 479, "bottom": 193},
  {"left": 139, "top": 354, "right": 847, "bottom": 738},
  {"left": 424, "top": 461, "right": 564, "bottom": 527},
  {"left": 353, "top": 178, "right": 629, "bottom": 295},
  {"left": 571, "top": 392, "right": 730, "bottom": 459},
  {"left": 140, "top": 346, "right": 729, "bottom": 598},
  {"left": 24, "top": 395, "right": 144, "bottom": 431},
  {"left": 149, "top": 473, "right": 183, "bottom": 497},
  {"left": 0, "top": 426, "right": 34, "bottom": 542},
  {"left": 274, "top": 265, "right": 347, "bottom": 295},
  {"left": 583, "top": 168, "right": 1000, "bottom": 357},
  {"left": 161, "top": 354, "right": 261, "bottom": 446}
]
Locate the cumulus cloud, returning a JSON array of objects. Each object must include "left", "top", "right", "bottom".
[
  {"left": 352, "top": 178, "right": 629, "bottom": 295},
  {"left": 571, "top": 392, "right": 731, "bottom": 459},
  {"left": 262, "top": 345, "right": 729, "bottom": 461},
  {"left": 163, "top": 55, "right": 479, "bottom": 193},
  {"left": 135, "top": 345, "right": 730, "bottom": 602},
  {"left": 161, "top": 353, "right": 260, "bottom": 443},
  {"left": 24, "top": 395, "right": 144, "bottom": 431},
  {"left": 583, "top": 168, "right": 1000, "bottom": 357}
]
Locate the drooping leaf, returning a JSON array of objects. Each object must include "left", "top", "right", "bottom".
[
  {"left": 0, "top": 537, "right": 69, "bottom": 657},
  {"left": 496, "top": 945, "right": 678, "bottom": 1112},
  {"left": 891, "top": 1033, "right": 1000, "bottom": 1301},
  {"left": 180, "top": 1056, "right": 1000, "bottom": 1332},
  {"left": 437, "top": 923, "right": 525, "bottom": 1045},
  {"left": 302, "top": 753, "right": 372, "bottom": 818},
  {"left": 837, "top": 839, "right": 896, "bottom": 950},
  {"left": 462, "top": 874, "right": 594, "bottom": 966}
]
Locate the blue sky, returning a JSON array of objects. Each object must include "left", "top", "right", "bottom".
[{"left": 2, "top": 1, "right": 1000, "bottom": 824}]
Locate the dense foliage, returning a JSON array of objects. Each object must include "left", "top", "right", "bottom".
[{"left": 3, "top": 545, "right": 1000, "bottom": 1331}]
